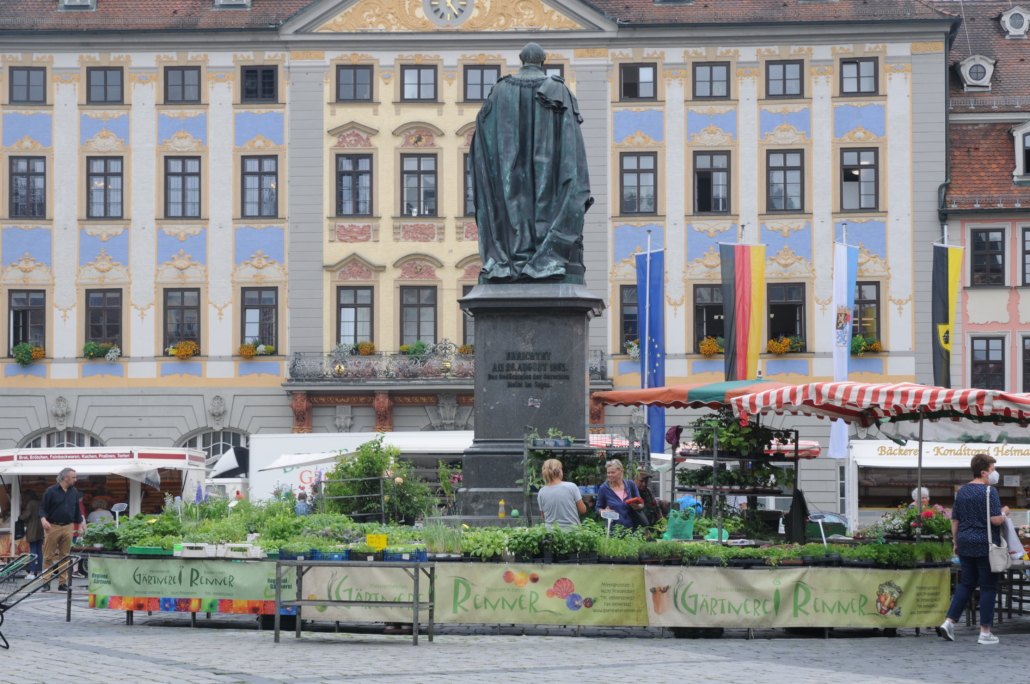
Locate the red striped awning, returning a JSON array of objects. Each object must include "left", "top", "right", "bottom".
[{"left": 730, "top": 381, "right": 1030, "bottom": 427}]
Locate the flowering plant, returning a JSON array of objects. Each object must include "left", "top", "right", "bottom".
[
  {"left": 12, "top": 343, "right": 44, "bottom": 367},
  {"left": 458, "top": 344, "right": 475, "bottom": 355},
  {"left": 859, "top": 503, "right": 952, "bottom": 539},
  {"left": 167, "top": 340, "right": 199, "bottom": 360},
  {"left": 624, "top": 339, "right": 640, "bottom": 361},
  {"left": 105, "top": 345, "right": 121, "bottom": 362},
  {"left": 356, "top": 341, "right": 375, "bottom": 355},
  {"left": 698, "top": 336, "right": 723, "bottom": 357}
]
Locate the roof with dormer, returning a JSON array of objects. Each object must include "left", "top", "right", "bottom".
[
  {"left": 0, "top": 0, "right": 956, "bottom": 33},
  {"left": 930, "top": 0, "right": 1030, "bottom": 110}
]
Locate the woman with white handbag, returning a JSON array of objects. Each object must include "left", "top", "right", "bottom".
[{"left": 940, "top": 453, "right": 1009, "bottom": 645}]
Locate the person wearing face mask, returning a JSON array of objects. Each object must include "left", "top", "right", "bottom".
[{"left": 940, "top": 453, "right": 1010, "bottom": 645}]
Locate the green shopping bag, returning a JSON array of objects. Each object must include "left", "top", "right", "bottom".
[{"left": 662, "top": 509, "right": 695, "bottom": 540}]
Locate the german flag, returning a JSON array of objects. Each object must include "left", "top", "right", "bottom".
[
  {"left": 720, "top": 244, "right": 766, "bottom": 382},
  {"left": 931, "top": 244, "right": 963, "bottom": 387}
]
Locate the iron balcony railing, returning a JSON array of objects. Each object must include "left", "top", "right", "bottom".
[
  {"left": 288, "top": 341, "right": 610, "bottom": 382},
  {"left": 947, "top": 194, "right": 1030, "bottom": 210}
]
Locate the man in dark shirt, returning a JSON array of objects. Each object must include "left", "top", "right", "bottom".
[{"left": 39, "top": 468, "right": 85, "bottom": 591}]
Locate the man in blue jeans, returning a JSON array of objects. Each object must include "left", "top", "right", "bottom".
[{"left": 940, "top": 453, "right": 1008, "bottom": 645}]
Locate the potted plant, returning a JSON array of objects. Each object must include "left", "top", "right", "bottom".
[
  {"left": 12, "top": 343, "right": 45, "bottom": 367},
  {"left": 167, "top": 340, "right": 199, "bottom": 360},
  {"left": 698, "top": 336, "right": 723, "bottom": 357},
  {"left": 851, "top": 335, "right": 883, "bottom": 356},
  {"left": 458, "top": 344, "right": 474, "bottom": 355},
  {"left": 356, "top": 341, "right": 375, "bottom": 355},
  {"left": 688, "top": 408, "right": 793, "bottom": 460},
  {"left": 238, "top": 343, "right": 258, "bottom": 359},
  {"left": 624, "top": 339, "right": 640, "bottom": 360}
]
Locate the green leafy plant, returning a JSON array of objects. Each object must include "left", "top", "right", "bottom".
[
  {"left": 12, "top": 342, "right": 42, "bottom": 367},
  {"left": 83, "top": 341, "right": 115, "bottom": 359},
  {"left": 689, "top": 408, "right": 793, "bottom": 459}
]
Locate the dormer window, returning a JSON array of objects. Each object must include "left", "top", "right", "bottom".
[
  {"left": 1011, "top": 119, "right": 1030, "bottom": 180},
  {"left": 1002, "top": 6, "right": 1030, "bottom": 38},
  {"left": 59, "top": 0, "right": 96, "bottom": 9},
  {"left": 958, "top": 55, "right": 996, "bottom": 92},
  {"left": 214, "top": 0, "right": 251, "bottom": 7}
]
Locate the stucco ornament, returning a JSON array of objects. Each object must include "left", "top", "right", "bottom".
[
  {"left": 52, "top": 397, "right": 70, "bottom": 431},
  {"left": 209, "top": 395, "right": 226, "bottom": 430}
]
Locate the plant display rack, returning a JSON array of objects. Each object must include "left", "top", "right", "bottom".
[
  {"left": 522, "top": 423, "right": 651, "bottom": 526},
  {"left": 671, "top": 424, "right": 802, "bottom": 540}
]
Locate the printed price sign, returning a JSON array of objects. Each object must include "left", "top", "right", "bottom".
[{"left": 366, "top": 534, "right": 387, "bottom": 551}]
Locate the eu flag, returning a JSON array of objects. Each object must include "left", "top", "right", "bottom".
[{"left": 636, "top": 250, "right": 665, "bottom": 455}]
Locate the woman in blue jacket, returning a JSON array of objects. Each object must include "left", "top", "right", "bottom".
[{"left": 595, "top": 459, "right": 645, "bottom": 529}]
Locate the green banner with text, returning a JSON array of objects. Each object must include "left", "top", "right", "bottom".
[
  {"left": 644, "top": 566, "right": 950, "bottom": 628},
  {"left": 435, "top": 563, "right": 648, "bottom": 626},
  {"left": 88, "top": 557, "right": 295, "bottom": 604}
]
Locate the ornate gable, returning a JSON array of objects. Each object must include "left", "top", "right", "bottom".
[{"left": 315, "top": 0, "right": 584, "bottom": 32}]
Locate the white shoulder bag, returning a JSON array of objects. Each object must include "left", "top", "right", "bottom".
[{"left": 987, "top": 485, "right": 1012, "bottom": 573}]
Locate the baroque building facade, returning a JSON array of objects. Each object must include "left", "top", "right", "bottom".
[{"left": 0, "top": 0, "right": 957, "bottom": 510}]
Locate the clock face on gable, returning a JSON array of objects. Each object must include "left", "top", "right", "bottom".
[{"left": 423, "top": 0, "right": 473, "bottom": 27}]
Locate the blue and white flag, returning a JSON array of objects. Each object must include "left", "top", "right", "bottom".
[
  {"left": 830, "top": 241, "right": 859, "bottom": 459},
  {"left": 636, "top": 250, "right": 665, "bottom": 455}
]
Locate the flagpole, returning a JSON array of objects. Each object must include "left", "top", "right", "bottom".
[{"left": 644, "top": 230, "right": 651, "bottom": 391}]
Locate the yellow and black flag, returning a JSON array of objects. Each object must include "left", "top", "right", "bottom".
[{"left": 931, "top": 244, "right": 963, "bottom": 387}]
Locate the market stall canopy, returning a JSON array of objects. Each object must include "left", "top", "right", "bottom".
[
  {"left": 850, "top": 440, "right": 1030, "bottom": 469},
  {"left": 259, "top": 431, "right": 474, "bottom": 471},
  {"left": 593, "top": 380, "right": 791, "bottom": 409},
  {"left": 730, "top": 381, "right": 1030, "bottom": 429},
  {"left": 0, "top": 447, "right": 206, "bottom": 477}
]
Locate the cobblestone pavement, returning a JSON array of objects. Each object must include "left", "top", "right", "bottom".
[{"left": 4, "top": 588, "right": 1030, "bottom": 683}]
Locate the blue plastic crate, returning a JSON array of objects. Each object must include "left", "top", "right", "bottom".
[
  {"left": 383, "top": 548, "right": 428, "bottom": 563},
  {"left": 311, "top": 550, "right": 348, "bottom": 561}
]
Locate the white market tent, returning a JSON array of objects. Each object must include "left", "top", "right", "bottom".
[
  {"left": 259, "top": 431, "right": 475, "bottom": 471},
  {"left": 846, "top": 440, "right": 1030, "bottom": 528},
  {"left": 0, "top": 447, "right": 206, "bottom": 558}
]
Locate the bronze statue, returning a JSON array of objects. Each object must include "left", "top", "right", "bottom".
[{"left": 469, "top": 43, "right": 593, "bottom": 283}]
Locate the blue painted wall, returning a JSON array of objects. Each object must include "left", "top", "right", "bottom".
[
  {"left": 157, "top": 112, "right": 207, "bottom": 146},
  {"left": 2, "top": 226, "right": 52, "bottom": 268},
  {"left": 833, "top": 103, "right": 885, "bottom": 139},
  {"left": 234, "top": 225, "right": 285, "bottom": 265},
  {"left": 686, "top": 224, "right": 735, "bottom": 263},
  {"left": 613, "top": 224, "right": 664, "bottom": 264},
  {"left": 835, "top": 220, "right": 886, "bottom": 259},
  {"left": 1, "top": 112, "right": 52, "bottom": 147},
  {"left": 613, "top": 109, "right": 664, "bottom": 143},
  {"left": 760, "top": 222, "right": 812, "bottom": 261},
  {"left": 234, "top": 111, "right": 284, "bottom": 147},
  {"left": 759, "top": 107, "right": 810, "bottom": 138},
  {"left": 80, "top": 230, "right": 129, "bottom": 267},
  {"left": 686, "top": 108, "right": 737, "bottom": 141},
  {"left": 158, "top": 229, "right": 207, "bottom": 265},
  {"left": 80, "top": 112, "right": 130, "bottom": 147}
]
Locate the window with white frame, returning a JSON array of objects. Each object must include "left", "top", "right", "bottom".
[
  {"left": 25, "top": 430, "right": 103, "bottom": 448},
  {"left": 1014, "top": 120, "right": 1030, "bottom": 178},
  {"left": 181, "top": 430, "right": 247, "bottom": 467}
]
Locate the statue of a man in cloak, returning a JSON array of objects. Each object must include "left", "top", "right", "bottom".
[{"left": 470, "top": 43, "right": 593, "bottom": 283}]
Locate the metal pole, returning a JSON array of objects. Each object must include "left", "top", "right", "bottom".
[
  {"left": 644, "top": 230, "right": 652, "bottom": 391},
  {"left": 274, "top": 563, "right": 282, "bottom": 643},
  {"left": 713, "top": 427, "right": 722, "bottom": 543},
  {"left": 413, "top": 563, "right": 421, "bottom": 647},
  {"left": 916, "top": 412, "right": 924, "bottom": 543},
  {"left": 295, "top": 565, "right": 303, "bottom": 640}
]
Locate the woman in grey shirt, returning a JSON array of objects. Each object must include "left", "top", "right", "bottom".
[{"left": 537, "top": 459, "right": 586, "bottom": 527}]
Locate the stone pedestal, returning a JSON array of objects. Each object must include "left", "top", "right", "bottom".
[{"left": 457, "top": 283, "right": 604, "bottom": 520}]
